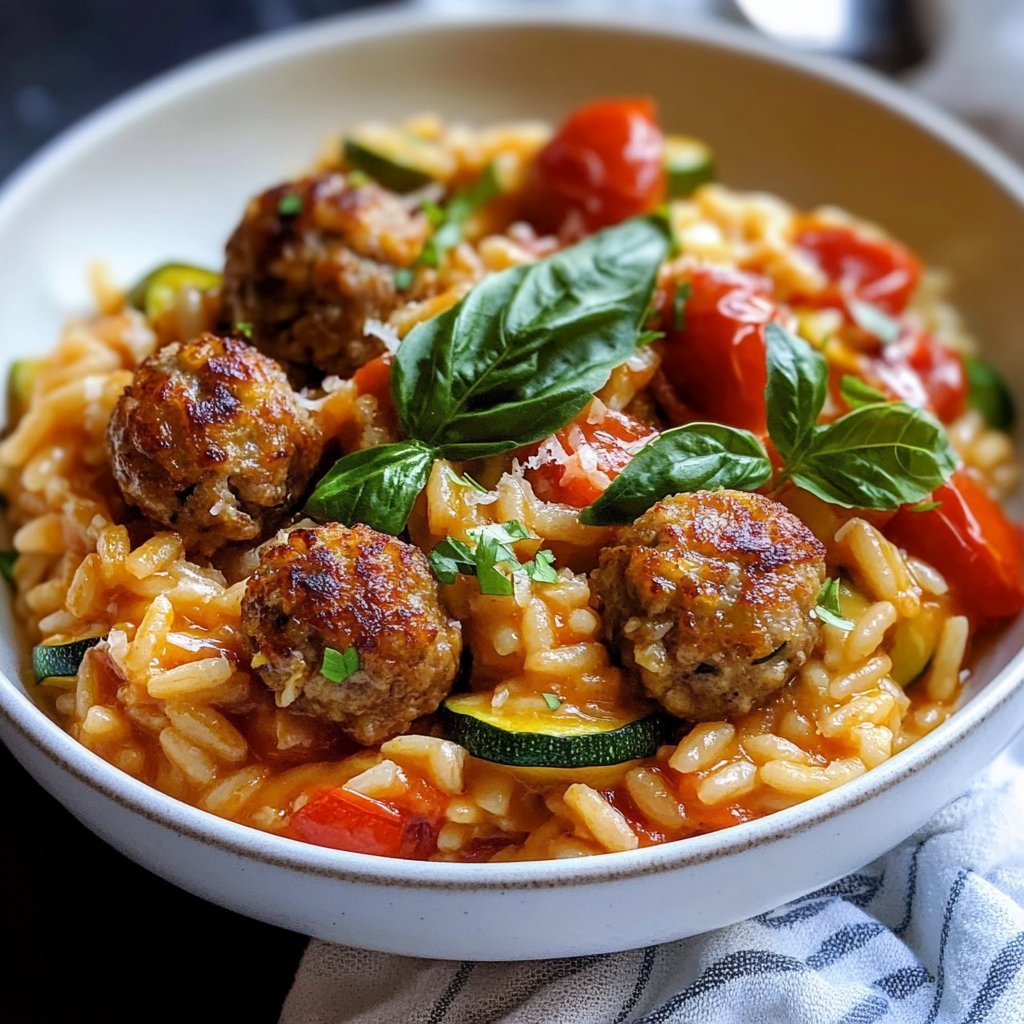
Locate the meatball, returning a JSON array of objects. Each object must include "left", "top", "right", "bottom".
[
  {"left": 593, "top": 490, "right": 826, "bottom": 721},
  {"left": 222, "top": 173, "right": 429, "bottom": 378},
  {"left": 241, "top": 523, "right": 462, "bottom": 745},
  {"left": 107, "top": 333, "right": 323, "bottom": 556}
]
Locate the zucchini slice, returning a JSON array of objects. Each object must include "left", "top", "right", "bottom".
[
  {"left": 441, "top": 692, "right": 664, "bottom": 768},
  {"left": 343, "top": 128, "right": 442, "bottom": 193},
  {"left": 664, "top": 134, "right": 715, "bottom": 198},
  {"left": 127, "top": 263, "right": 222, "bottom": 320},
  {"left": 32, "top": 636, "right": 103, "bottom": 685},
  {"left": 888, "top": 603, "right": 944, "bottom": 686},
  {"left": 7, "top": 358, "right": 42, "bottom": 424}
]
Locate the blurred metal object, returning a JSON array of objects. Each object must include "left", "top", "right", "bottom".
[{"left": 732, "top": 0, "right": 927, "bottom": 71}]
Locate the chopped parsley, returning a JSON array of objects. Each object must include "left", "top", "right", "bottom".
[
  {"left": 428, "top": 520, "right": 559, "bottom": 595},
  {"left": 815, "top": 577, "right": 855, "bottom": 631},
  {"left": 277, "top": 192, "right": 304, "bottom": 217},
  {"left": 393, "top": 267, "right": 415, "bottom": 291},
  {"left": 0, "top": 550, "right": 17, "bottom": 584},
  {"left": 321, "top": 645, "right": 360, "bottom": 683},
  {"left": 234, "top": 321, "right": 254, "bottom": 340}
]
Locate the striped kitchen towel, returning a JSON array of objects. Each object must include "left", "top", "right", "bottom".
[{"left": 280, "top": 739, "right": 1024, "bottom": 1023}]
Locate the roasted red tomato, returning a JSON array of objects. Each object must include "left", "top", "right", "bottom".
[
  {"left": 657, "top": 267, "right": 775, "bottom": 434},
  {"left": 288, "top": 779, "right": 445, "bottom": 859},
  {"left": 886, "top": 470, "right": 1024, "bottom": 621},
  {"left": 523, "top": 402, "right": 657, "bottom": 508},
  {"left": 528, "top": 98, "right": 665, "bottom": 235},
  {"left": 794, "top": 223, "right": 921, "bottom": 315},
  {"left": 867, "top": 330, "right": 967, "bottom": 423}
]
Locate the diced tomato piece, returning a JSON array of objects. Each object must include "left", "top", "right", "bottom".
[
  {"left": 353, "top": 352, "right": 394, "bottom": 407},
  {"left": 523, "top": 402, "right": 657, "bottom": 508},
  {"left": 794, "top": 223, "right": 921, "bottom": 315},
  {"left": 528, "top": 97, "right": 666, "bottom": 235},
  {"left": 288, "top": 778, "right": 445, "bottom": 859},
  {"left": 657, "top": 267, "right": 776, "bottom": 434},
  {"left": 886, "top": 470, "right": 1024, "bottom": 621},
  {"left": 866, "top": 330, "right": 967, "bottom": 423}
]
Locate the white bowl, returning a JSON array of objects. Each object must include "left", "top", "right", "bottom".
[{"left": 2, "top": 9, "right": 1023, "bottom": 961}]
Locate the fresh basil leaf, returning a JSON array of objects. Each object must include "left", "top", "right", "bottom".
[
  {"left": 521, "top": 547, "right": 559, "bottom": 583},
  {"left": 0, "top": 550, "right": 17, "bottom": 584},
  {"left": 541, "top": 692, "right": 564, "bottom": 711},
  {"left": 849, "top": 299, "right": 901, "bottom": 345},
  {"left": 790, "top": 403, "right": 956, "bottom": 511},
  {"left": 322, "top": 645, "right": 360, "bottom": 683},
  {"left": 840, "top": 375, "right": 889, "bottom": 409},
  {"left": 765, "top": 322, "right": 828, "bottom": 462},
  {"left": 428, "top": 536, "right": 476, "bottom": 584},
  {"left": 394, "top": 216, "right": 671, "bottom": 459},
  {"left": 417, "top": 163, "right": 501, "bottom": 268},
  {"left": 815, "top": 577, "right": 855, "bottom": 631},
  {"left": 579, "top": 423, "right": 772, "bottom": 526},
  {"left": 305, "top": 440, "right": 436, "bottom": 534},
  {"left": 965, "top": 355, "right": 1015, "bottom": 431}
]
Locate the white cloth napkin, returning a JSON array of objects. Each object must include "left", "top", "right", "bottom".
[
  {"left": 281, "top": 3, "right": 1024, "bottom": 1020},
  {"left": 282, "top": 742, "right": 1024, "bottom": 1023}
]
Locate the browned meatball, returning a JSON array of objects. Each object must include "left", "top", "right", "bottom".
[
  {"left": 241, "top": 523, "right": 462, "bottom": 745},
  {"left": 107, "top": 333, "right": 323, "bottom": 556},
  {"left": 222, "top": 173, "right": 429, "bottom": 378},
  {"left": 593, "top": 490, "right": 826, "bottom": 721}
]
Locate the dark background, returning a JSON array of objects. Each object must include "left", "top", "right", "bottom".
[{"left": 0, "top": 5, "right": 381, "bottom": 1020}]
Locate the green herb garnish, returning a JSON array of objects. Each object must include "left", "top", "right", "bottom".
[
  {"left": 580, "top": 321, "right": 956, "bottom": 525},
  {"left": 965, "top": 355, "right": 1015, "bottom": 432},
  {"left": 541, "top": 692, "right": 564, "bottom": 711},
  {"left": 416, "top": 163, "right": 501, "bottom": 269},
  {"left": 428, "top": 520, "right": 558, "bottom": 596},
  {"left": 277, "top": 192, "right": 304, "bottom": 217},
  {"left": 306, "top": 216, "right": 670, "bottom": 532},
  {"left": 0, "top": 550, "right": 17, "bottom": 584},
  {"left": 321, "top": 645, "right": 360, "bottom": 683},
  {"left": 839, "top": 375, "right": 889, "bottom": 409},
  {"left": 444, "top": 466, "right": 488, "bottom": 492},
  {"left": 393, "top": 267, "right": 415, "bottom": 291},
  {"left": 815, "top": 577, "right": 855, "bottom": 631},
  {"left": 848, "top": 299, "right": 901, "bottom": 345},
  {"left": 234, "top": 321, "right": 254, "bottom": 340}
]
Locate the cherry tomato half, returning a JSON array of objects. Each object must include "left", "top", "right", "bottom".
[
  {"left": 866, "top": 329, "right": 967, "bottom": 423},
  {"left": 523, "top": 402, "right": 658, "bottom": 508},
  {"left": 288, "top": 779, "right": 445, "bottom": 859},
  {"left": 885, "top": 470, "right": 1024, "bottom": 621},
  {"left": 794, "top": 223, "right": 921, "bottom": 315},
  {"left": 657, "top": 266, "right": 775, "bottom": 434},
  {"left": 529, "top": 98, "right": 666, "bottom": 235}
]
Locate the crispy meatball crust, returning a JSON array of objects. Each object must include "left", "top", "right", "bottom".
[
  {"left": 593, "top": 490, "right": 826, "bottom": 721},
  {"left": 241, "top": 523, "right": 462, "bottom": 745},
  {"left": 222, "top": 173, "right": 429, "bottom": 378},
  {"left": 107, "top": 333, "right": 323, "bottom": 556}
]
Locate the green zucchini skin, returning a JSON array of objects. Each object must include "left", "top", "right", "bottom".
[
  {"left": 664, "top": 135, "right": 715, "bottom": 198},
  {"left": 32, "top": 636, "right": 103, "bottom": 683},
  {"left": 126, "top": 263, "right": 222, "bottom": 319},
  {"left": 440, "top": 701, "right": 665, "bottom": 768},
  {"left": 343, "top": 137, "right": 434, "bottom": 193}
]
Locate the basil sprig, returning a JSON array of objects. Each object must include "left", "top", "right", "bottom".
[
  {"left": 580, "top": 321, "right": 956, "bottom": 525},
  {"left": 306, "top": 217, "right": 670, "bottom": 532},
  {"left": 766, "top": 324, "right": 955, "bottom": 509},
  {"left": 815, "top": 577, "right": 855, "bottom": 631},
  {"left": 417, "top": 163, "right": 501, "bottom": 269}
]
